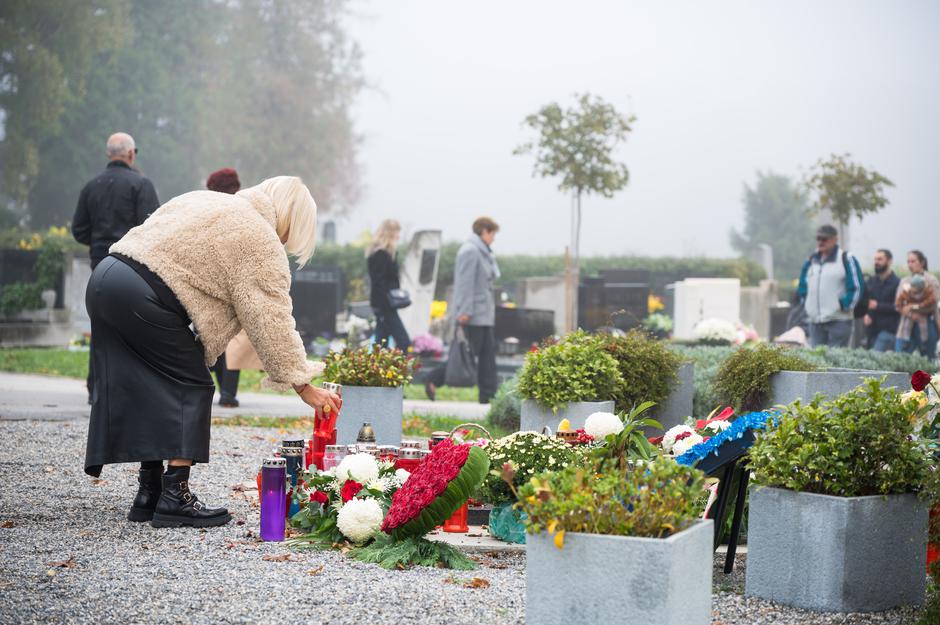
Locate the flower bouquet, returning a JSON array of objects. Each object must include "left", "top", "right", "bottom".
[
  {"left": 290, "top": 453, "right": 408, "bottom": 545},
  {"left": 352, "top": 438, "right": 489, "bottom": 569},
  {"left": 692, "top": 317, "right": 737, "bottom": 345},
  {"left": 654, "top": 407, "right": 734, "bottom": 457}
]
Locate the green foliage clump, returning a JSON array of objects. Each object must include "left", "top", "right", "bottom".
[
  {"left": 487, "top": 375, "right": 522, "bottom": 431},
  {"left": 599, "top": 330, "right": 682, "bottom": 413},
  {"left": 323, "top": 344, "right": 416, "bottom": 388},
  {"left": 749, "top": 378, "right": 930, "bottom": 497},
  {"left": 480, "top": 432, "right": 581, "bottom": 505},
  {"left": 0, "top": 283, "right": 44, "bottom": 315},
  {"left": 351, "top": 534, "right": 477, "bottom": 570},
  {"left": 517, "top": 331, "right": 622, "bottom": 411},
  {"left": 589, "top": 402, "right": 662, "bottom": 473},
  {"left": 800, "top": 346, "right": 936, "bottom": 375},
  {"left": 514, "top": 456, "right": 704, "bottom": 539},
  {"left": 713, "top": 344, "right": 816, "bottom": 412}
]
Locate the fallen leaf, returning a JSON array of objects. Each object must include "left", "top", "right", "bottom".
[
  {"left": 230, "top": 482, "right": 256, "bottom": 492},
  {"left": 466, "top": 577, "right": 490, "bottom": 589},
  {"left": 466, "top": 533, "right": 482, "bottom": 538},
  {"left": 262, "top": 553, "right": 293, "bottom": 562},
  {"left": 78, "top": 530, "right": 92, "bottom": 538},
  {"left": 91, "top": 479, "right": 107, "bottom": 486},
  {"left": 235, "top": 520, "right": 245, "bottom": 526},
  {"left": 46, "top": 556, "right": 77, "bottom": 569},
  {"left": 1, "top": 521, "right": 14, "bottom": 529},
  {"left": 306, "top": 566, "right": 324, "bottom": 576},
  {"left": 44, "top": 466, "right": 55, "bottom": 473},
  {"left": 140, "top": 544, "right": 151, "bottom": 550}
]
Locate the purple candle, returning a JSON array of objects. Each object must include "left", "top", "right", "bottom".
[{"left": 260, "top": 457, "right": 287, "bottom": 542}]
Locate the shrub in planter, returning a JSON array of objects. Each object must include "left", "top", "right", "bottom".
[
  {"left": 713, "top": 344, "right": 816, "bottom": 412},
  {"left": 323, "top": 344, "right": 417, "bottom": 445},
  {"left": 597, "top": 329, "right": 682, "bottom": 413},
  {"left": 745, "top": 378, "right": 931, "bottom": 611},
  {"left": 517, "top": 331, "right": 622, "bottom": 412},
  {"left": 511, "top": 457, "right": 712, "bottom": 625}
]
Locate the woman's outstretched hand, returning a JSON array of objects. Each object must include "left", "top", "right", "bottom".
[{"left": 294, "top": 384, "right": 341, "bottom": 414}]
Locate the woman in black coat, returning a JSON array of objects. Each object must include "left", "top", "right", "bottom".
[{"left": 367, "top": 219, "right": 411, "bottom": 351}]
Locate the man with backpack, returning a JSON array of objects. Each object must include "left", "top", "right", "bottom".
[{"left": 797, "top": 224, "right": 865, "bottom": 347}]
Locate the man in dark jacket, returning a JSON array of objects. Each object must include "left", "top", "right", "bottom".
[
  {"left": 72, "top": 132, "right": 159, "bottom": 268},
  {"left": 862, "top": 248, "right": 901, "bottom": 351},
  {"left": 73, "top": 132, "right": 160, "bottom": 400}
]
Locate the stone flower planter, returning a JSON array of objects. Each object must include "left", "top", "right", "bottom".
[
  {"left": 770, "top": 369, "right": 910, "bottom": 407},
  {"left": 527, "top": 520, "right": 713, "bottom": 625},
  {"left": 745, "top": 486, "right": 928, "bottom": 612},
  {"left": 650, "top": 361, "right": 694, "bottom": 431},
  {"left": 519, "top": 399, "right": 615, "bottom": 433},
  {"left": 336, "top": 385, "right": 403, "bottom": 446}
]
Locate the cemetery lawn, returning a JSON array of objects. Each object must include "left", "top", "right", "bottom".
[{"left": 0, "top": 348, "right": 480, "bottom": 403}]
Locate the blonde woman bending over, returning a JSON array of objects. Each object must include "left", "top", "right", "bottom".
[{"left": 85, "top": 176, "right": 340, "bottom": 529}]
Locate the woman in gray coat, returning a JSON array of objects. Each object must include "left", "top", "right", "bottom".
[{"left": 425, "top": 217, "right": 500, "bottom": 403}]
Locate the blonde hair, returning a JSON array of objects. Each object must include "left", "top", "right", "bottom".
[
  {"left": 252, "top": 176, "right": 318, "bottom": 265},
  {"left": 367, "top": 219, "right": 401, "bottom": 257}
]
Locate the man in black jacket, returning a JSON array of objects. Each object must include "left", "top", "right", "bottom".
[
  {"left": 862, "top": 248, "right": 901, "bottom": 351},
  {"left": 72, "top": 132, "right": 159, "bottom": 268},
  {"left": 73, "top": 132, "right": 160, "bottom": 400}
]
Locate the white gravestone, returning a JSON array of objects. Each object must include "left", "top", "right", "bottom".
[
  {"left": 673, "top": 278, "right": 741, "bottom": 340},
  {"left": 398, "top": 230, "right": 442, "bottom": 341}
]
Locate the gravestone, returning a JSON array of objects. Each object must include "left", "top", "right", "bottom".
[
  {"left": 672, "top": 278, "right": 741, "bottom": 340},
  {"left": 290, "top": 265, "right": 343, "bottom": 346},
  {"left": 495, "top": 306, "right": 554, "bottom": 354},
  {"left": 398, "top": 229, "right": 442, "bottom": 341}
]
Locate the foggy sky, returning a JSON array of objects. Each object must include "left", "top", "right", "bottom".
[{"left": 341, "top": 0, "right": 939, "bottom": 271}]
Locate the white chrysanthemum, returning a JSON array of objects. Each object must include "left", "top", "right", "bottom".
[
  {"left": 336, "top": 497, "right": 383, "bottom": 544},
  {"left": 672, "top": 433, "right": 704, "bottom": 456},
  {"left": 394, "top": 468, "right": 411, "bottom": 486},
  {"left": 662, "top": 425, "right": 696, "bottom": 453},
  {"left": 703, "top": 420, "right": 731, "bottom": 433},
  {"left": 335, "top": 453, "right": 380, "bottom": 485},
  {"left": 584, "top": 412, "right": 624, "bottom": 439},
  {"left": 366, "top": 476, "right": 392, "bottom": 493},
  {"left": 692, "top": 318, "right": 737, "bottom": 343}
]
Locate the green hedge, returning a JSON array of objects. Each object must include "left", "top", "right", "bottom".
[
  {"left": 670, "top": 344, "right": 936, "bottom": 417},
  {"left": 310, "top": 242, "right": 766, "bottom": 301}
]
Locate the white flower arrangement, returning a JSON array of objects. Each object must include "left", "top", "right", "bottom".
[
  {"left": 336, "top": 497, "right": 384, "bottom": 544},
  {"left": 692, "top": 318, "right": 737, "bottom": 344},
  {"left": 583, "top": 412, "right": 624, "bottom": 439},
  {"left": 702, "top": 419, "right": 731, "bottom": 434},
  {"left": 335, "top": 453, "right": 380, "bottom": 485},
  {"left": 661, "top": 425, "right": 696, "bottom": 454},
  {"left": 393, "top": 468, "right": 411, "bottom": 486},
  {"left": 671, "top": 433, "right": 705, "bottom": 456}
]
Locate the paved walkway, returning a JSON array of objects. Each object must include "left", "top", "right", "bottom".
[{"left": 0, "top": 372, "right": 488, "bottom": 421}]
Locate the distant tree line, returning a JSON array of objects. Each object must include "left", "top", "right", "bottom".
[{"left": 0, "top": 0, "right": 363, "bottom": 228}]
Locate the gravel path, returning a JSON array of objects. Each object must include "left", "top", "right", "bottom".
[{"left": 0, "top": 420, "right": 924, "bottom": 625}]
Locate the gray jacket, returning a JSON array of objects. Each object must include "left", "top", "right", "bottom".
[{"left": 452, "top": 235, "right": 499, "bottom": 327}]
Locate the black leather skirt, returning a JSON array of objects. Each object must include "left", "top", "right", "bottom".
[{"left": 84, "top": 256, "right": 215, "bottom": 477}]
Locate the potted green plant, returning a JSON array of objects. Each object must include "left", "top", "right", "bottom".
[
  {"left": 745, "top": 377, "right": 931, "bottom": 612},
  {"left": 517, "top": 332, "right": 621, "bottom": 431},
  {"left": 322, "top": 344, "right": 417, "bottom": 445},
  {"left": 478, "top": 431, "right": 581, "bottom": 544},
  {"left": 598, "top": 329, "right": 690, "bottom": 430},
  {"left": 509, "top": 456, "right": 712, "bottom": 625}
]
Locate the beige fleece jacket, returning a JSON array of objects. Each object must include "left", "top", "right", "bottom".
[{"left": 110, "top": 187, "right": 322, "bottom": 389}]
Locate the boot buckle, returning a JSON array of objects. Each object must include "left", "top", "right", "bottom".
[{"left": 183, "top": 492, "right": 193, "bottom": 503}]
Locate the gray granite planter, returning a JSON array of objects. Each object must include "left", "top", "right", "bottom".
[
  {"left": 519, "top": 399, "right": 615, "bottom": 433},
  {"left": 770, "top": 369, "right": 910, "bottom": 407},
  {"left": 745, "top": 486, "right": 928, "bottom": 612},
  {"left": 650, "top": 361, "right": 694, "bottom": 431},
  {"left": 527, "top": 520, "right": 713, "bottom": 625},
  {"left": 336, "top": 385, "right": 403, "bottom": 446}
]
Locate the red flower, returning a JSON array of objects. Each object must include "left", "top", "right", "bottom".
[
  {"left": 381, "top": 439, "right": 471, "bottom": 532},
  {"left": 340, "top": 480, "right": 364, "bottom": 502},
  {"left": 311, "top": 490, "right": 329, "bottom": 505},
  {"left": 912, "top": 370, "right": 932, "bottom": 392},
  {"left": 674, "top": 431, "right": 692, "bottom": 442},
  {"left": 648, "top": 435, "right": 664, "bottom": 445}
]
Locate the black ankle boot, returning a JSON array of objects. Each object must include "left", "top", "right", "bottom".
[
  {"left": 151, "top": 466, "right": 231, "bottom": 528},
  {"left": 128, "top": 464, "right": 164, "bottom": 522}
]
